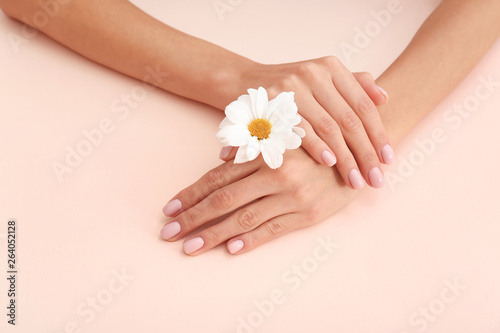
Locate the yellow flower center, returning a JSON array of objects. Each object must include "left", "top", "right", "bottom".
[{"left": 248, "top": 118, "right": 272, "bottom": 140}]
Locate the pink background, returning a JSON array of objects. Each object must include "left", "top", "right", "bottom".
[{"left": 1, "top": 0, "right": 499, "bottom": 332}]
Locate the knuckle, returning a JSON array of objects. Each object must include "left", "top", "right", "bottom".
[
  {"left": 357, "top": 96, "right": 377, "bottom": 115},
  {"left": 292, "top": 185, "right": 313, "bottom": 202},
  {"left": 274, "top": 73, "right": 298, "bottom": 93},
  {"left": 358, "top": 71, "right": 374, "bottom": 82},
  {"left": 305, "top": 203, "right": 322, "bottom": 221},
  {"left": 321, "top": 55, "right": 340, "bottom": 68},
  {"left": 273, "top": 164, "right": 297, "bottom": 184},
  {"left": 317, "top": 117, "right": 339, "bottom": 137},
  {"left": 205, "top": 168, "right": 229, "bottom": 189},
  {"left": 296, "top": 61, "right": 320, "bottom": 78},
  {"left": 201, "top": 228, "right": 219, "bottom": 245},
  {"left": 361, "top": 150, "right": 379, "bottom": 165},
  {"left": 341, "top": 111, "right": 361, "bottom": 131},
  {"left": 237, "top": 209, "right": 259, "bottom": 230},
  {"left": 180, "top": 209, "right": 195, "bottom": 229},
  {"left": 211, "top": 188, "right": 233, "bottom": 210},
  {"left": 265, "top": 219, "right": 286, "bottom": 236}
]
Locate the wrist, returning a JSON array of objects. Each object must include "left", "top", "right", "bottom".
[{"left": 206, "top": 59, "right": 264, "bottom": 111}]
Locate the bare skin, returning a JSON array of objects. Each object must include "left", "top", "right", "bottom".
[
  {"left": 0, "top": 0, "right": 392, "bottom": 189},
  {"left": 2, "top": 0, "right": 499, "bottom": 254},
  {"left": 162, "top": 0, "right": 500, "bottom": 255}
]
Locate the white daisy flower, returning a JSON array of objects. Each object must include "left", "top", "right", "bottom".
[{"left": 216, "top": 87, "right": 305, "bottom": 169}]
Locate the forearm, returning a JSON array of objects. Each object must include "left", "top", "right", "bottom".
[
  {"left": 0, "top": 0, "right": 254, "bottom": 109},
  {"left": 376, "top": 0, "right": 500, "bottom": 144}
]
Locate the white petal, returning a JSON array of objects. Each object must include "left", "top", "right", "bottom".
[
  {"left": 282, "top": 132, "right": 302, "bottom": 150},
  {"left": 268, "top": 92, "right": 298, "bottom": 123},
  {"left": 292, "top": 126, "right": 306, "bottom": 138},
  {"left": 225, "top": 100, "right": 252, "bottom": 125},
  {"left": 237, "top": 94, "right": 253, "bottom": 110},
  {"left": 287, "top": 114, "right": 301, "bottom": 126},
  {"left": 248, "top": 87, "right": 269, "bottom": 119},
  {"left": 266, "top": 133, "right": 286, "bottom": 154},
  {"left": 270, "top": 118, "right": 294, "bottom": 134},
  {"left": 234, "top": 145, "right": 249, "bottom": 164},
  {"left": 268, "top": 92, "right": 294, "bottom": 115},
  {"left": 216, "top": 124, "right": 250, "bottom": 146},
  {"left": 219, "top": 117, "right": 233, "bottom": 129},
  {"left": 261, "top": 141, "right": 284, "bottom": 169},
  {"left": 246, "top": 136, "right": 261, "bottom": 161}
]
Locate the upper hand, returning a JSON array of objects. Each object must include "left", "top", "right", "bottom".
[{"left": 221, "top": 57, "right": 394, "bottom": 189}]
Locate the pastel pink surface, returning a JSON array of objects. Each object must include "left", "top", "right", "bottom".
[{"left": 1, "top": 1, "right": 499, "bottom": 332}]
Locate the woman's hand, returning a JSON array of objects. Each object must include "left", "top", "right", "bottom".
[
  {"left": 223, "top": 58, "right": 394, "bottom": 190},
  {"left": 160, "top": 148, "right": 357, "bottom": 255}
]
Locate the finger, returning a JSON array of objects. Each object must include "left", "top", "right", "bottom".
[
  {"left": 219, "top": 146, "right": 237, "bottom": 161},
  {"left": 296, "top": 117, "right": 337, "bottom": 167},
  {"left": 162, "top": 158, "right": 260, "bottom": 217},
  {"left": 161, "top": 169, "right": 278, "bottom": 241},
  {"left": 352, "top": 72, "right": 389, "bottom": 106},
  {"left": 181, "top": 194, "right": 293, "bottom": 255},
  {"left": 330, "top": 63, "right": 394, "bottom": 166},
  {"left": 296, "top": 94, "right": 365, "bottom": 190},
  {"left": 226, "top": 213, "right": 307, "bottom": 255},
  {"left": 314, "top": 83, "right": 384, "bottom": 188}
]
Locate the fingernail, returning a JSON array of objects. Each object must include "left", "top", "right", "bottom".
[
  {"left": 160, "top": 222, "right": 181, "bottom": 240},
  {"left": 219, "top": 146, "right": 232, "bottom": 159},
  {"left": 183, "top": 237, "right": 204, "bottom": 254},
  {"left": 228, "top": 240, "right": 244, "bottom": 254},
  {"left": 381, "top": 144, "right": 395, "bottom": 164},
  {"left": 321, "top": 150, "right": 337, "bottom": 166},
  {"left": 163, "top": 199, "right": 182, "bottom": 216},
  {"left": 368, "top": 167, "right": 385, "bottom": 188},
  {"left": 348, "top": 169, "right": 364, "bottom": 189},
  {"left": 376, "top": 85, "right": 389, "bottom": 103}
]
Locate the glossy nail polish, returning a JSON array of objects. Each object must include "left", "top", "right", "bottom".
[
  {"left": 381, "top": 144, "right": 395, "bottom": 164},
  {"left": 376, "top": 85, "right": 389, "bottom": 103},
  {"left": 321, "top": 150, "right": 337, "bottom": 166},
  {"left": 228, "top": 240, "right": 244, "bottom": 254},
  {"left": 163, "top": 199, "right": 182, "bottom": 216},
  {"left": 219, "top": 146, "right": 232, "bottom": 159},
  {"left": 368, "top": 167, "right": 385, "bottom": 188},
  {"left": 348, "top": 169, "right": 364, "bottom": 189},
  {"left": 161, "top": 222, "right": 181, "bottom": 240},
  {"left": 183, "top": 237, "right": 204, "bottom": 254}
]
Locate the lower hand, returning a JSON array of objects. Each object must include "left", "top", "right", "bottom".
[{"left": 160, "top": 148, "right": 357, "bottom": 255}]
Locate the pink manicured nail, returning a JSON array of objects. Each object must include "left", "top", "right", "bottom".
[
  {"left": 348, "top": 169, "right": 364, "bottom": 189},
  {"left": 163, "top": 199, "right": 182, "bottom": 216},
  {"left": 183, "top": 237, "right": 204, "bottom": 254},
  {"left": 381, "top": 144, "right": 395, "bottom": 164},
  {"left": 321, "top": 150, "right": 337, "bottom": 166},
  {"left": 161, "top": 222, "right": 181, "bottom": 240},
  {"left": 219, "top": 146, "right": 232, "bottom": 159},
  {"left": 228, "top": 240, "right": 244, "bottom": 254},
  {"left": 376, "top": 85, "right": 389, "bottom": 103},
  {"left": 368, "top": 167, "right": 385, "bottom": 188}
]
